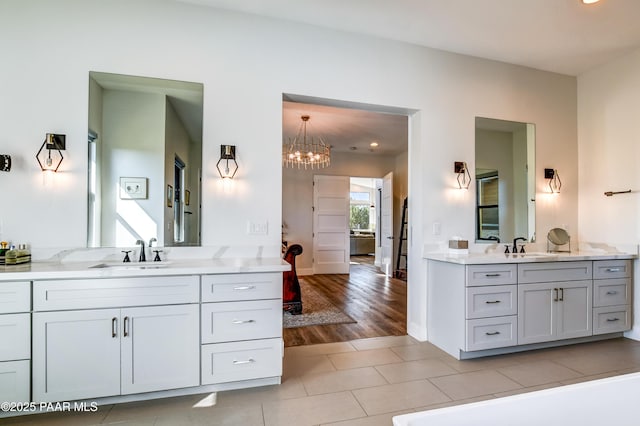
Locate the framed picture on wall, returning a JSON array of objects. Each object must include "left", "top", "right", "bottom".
[
  {"left": 119, "top": 177, "right": 148, "bottom": 199},
  {"left": 167, "top": 185, "right": 173, "bottom": 208}
]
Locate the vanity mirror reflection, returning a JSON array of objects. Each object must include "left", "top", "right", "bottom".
[
  {"left": 475, "top": 117, "right": 535, "bottom": 244},
  {"left": 87, "top": 72, "right": 203, "bottom": 248}
]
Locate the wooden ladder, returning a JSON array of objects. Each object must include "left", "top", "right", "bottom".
[{"left": 394, "top": 197, "right": 408, "bottom": 279}]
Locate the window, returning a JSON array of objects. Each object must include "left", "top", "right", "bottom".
[
  {"left": 476, "top": 172, "right": 499, "bottom": 241},
  {"left": 349, "top": 179, "right": 376, "bottom": 232}
]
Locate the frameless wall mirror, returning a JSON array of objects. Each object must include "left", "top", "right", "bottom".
[
  {"left": 87, "top": 72, "right": 203, "bottom": 248},
  {"left": 475, "top": 117, "right": 535, "bottom": 244}
]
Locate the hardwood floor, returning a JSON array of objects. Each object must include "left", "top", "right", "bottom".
[{"left": 283, "top": 256, "right": 407, "bottom": 347}]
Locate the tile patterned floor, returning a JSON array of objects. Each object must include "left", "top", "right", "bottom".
[{"left": 6, "top": 336, "right": 640, "bottom": 425}]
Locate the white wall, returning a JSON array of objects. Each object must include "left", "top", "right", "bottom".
[
  {"left": 578, "top": 47, "right": 640, "bottom": 339},
  {"left": 0, "top": 0, "right": 578, "bottom": 341}
]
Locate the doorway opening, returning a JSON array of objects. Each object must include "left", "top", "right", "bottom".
[{"left": 281, "top": 95, "right": 410, "bottom": 347}]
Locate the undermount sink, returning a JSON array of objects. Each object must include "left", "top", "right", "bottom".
[{"left": 89, "top": 261, "right": 172, "bottom": 270}]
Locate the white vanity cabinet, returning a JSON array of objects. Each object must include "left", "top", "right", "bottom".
[
  {"left": 32, "top": 276, "right": 200, "bottom": 402},
  {"left": 428, "top": 257, "right": 633, "bottom": 360},
  {"left": 0, "top": 281, "right": 31, "bottom": 403},
  {"left": 592, "top": 260, "right": 631, "bottom": 335},
  {"left": 200, "top": 273, "right": 283, "bottom": 385}
]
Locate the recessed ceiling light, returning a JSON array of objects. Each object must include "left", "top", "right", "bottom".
[
  {"left": 582, "top": 0, "right": 600, "bottom": 4},
  {"left": 370, "top": 142, "right": 379, "bottom": 147}
]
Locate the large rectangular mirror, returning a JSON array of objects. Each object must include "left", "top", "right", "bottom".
[
  {"left": 88, "top": 72, "right": 203, "bottom": 247},
  {"left": 475, "top": 117, "right": 535, "bottom": 244}
]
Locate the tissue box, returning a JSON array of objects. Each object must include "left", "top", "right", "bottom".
[{"left": 448, "top": 240, "right": 468, "bottom": 249}]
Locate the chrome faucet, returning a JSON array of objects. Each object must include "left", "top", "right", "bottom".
[
  {"left": 136, "top": 239, "right": 146, "bottom": 262},
  {"left": 512, "top": 237, "right": 527, "bottom": 253}
]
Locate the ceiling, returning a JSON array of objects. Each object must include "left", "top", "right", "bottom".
[
  {"left": 181, "top": 0, "right": 640, "bottom": 76},
  {"left": 282, "top": 101, "right": 408, "bottom": 156},
  {"left": 182, "top": 0, "right": 640, "bottom": 156}
]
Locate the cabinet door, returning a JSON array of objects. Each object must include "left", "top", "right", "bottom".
[
  {"left": 32, "top": 309, "right": 121, "bottom": 402},
  {"left": 518, "top": 283, "right": 555, "bottom": 345},
  {"left": 556, "top": 280, "right": 592, "bottom": 339},
  {"left": 121, "top": 304, "right": 199, "bottom": 395}
]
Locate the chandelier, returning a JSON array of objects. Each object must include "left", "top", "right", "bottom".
[{"left": 283, "top": 115, "right": 330, "bottom": 169}]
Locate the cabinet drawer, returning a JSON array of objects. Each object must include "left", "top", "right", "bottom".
[
  {"left": 33, "top": 276, "right": 200, "bottom": 311},
  {"left": 518, "top": 261, "right": 592, "bottom": 284},
  {"left": 0, "top": 313, "right": 30, "bottom": 361},
  {"left": 201, "top": 338, "right": 282, "bottom": 385},
  {"left": 201, "top": 273, "right": 281, "bottom": 302},
  {"left": 0, "top": 281, "right": 30, "bottom": 313},
  {"left": 593, "top": 260, "right": 631, "bottom": 279},
  {"left": 466, "top": 264, "right": 517, "bottom": 287},
  {"left": 593, "top": 278, "right": 630, "bottom": 307},
  {"left": 465, "top": 316, "right": 517, "bottom": 351},
  {"left": 0, "top": 360, "right": 30, "bottom": 403},
  {"left": 466, "top": 285, "right": 517, "bottom": 319},
  {"left": 593, "top": 306, "right": 630, "bottom": 335},
  {"left": 201, "top": 299, "right": 282, "bottom": 344}
]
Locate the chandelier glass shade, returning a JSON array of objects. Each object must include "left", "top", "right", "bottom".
[{"left": 283, "top": 115, "right": 330, "bottom": 169}]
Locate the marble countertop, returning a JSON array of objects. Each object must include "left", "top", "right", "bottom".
[
  {"left": 424, "top": 251, "right": 637, "bottom": 265},
  {"left": 0, "top": 257, "right": 290, "bottom": 281}
]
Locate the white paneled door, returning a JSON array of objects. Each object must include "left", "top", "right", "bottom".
[
  {"left": 381, "top": 172, "right": 394, "bottom": 277},
  {"left": 313, "top": 175, "right": 350, "bottom": 274}
]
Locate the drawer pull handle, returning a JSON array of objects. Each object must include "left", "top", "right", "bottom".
[
  {"left": 485, "top": 273, "right": 501, "bottom": 277},
  {"left": 606, "top": 291, "right": 619, "bottom": 295},
  {"left": 485, "top": 331, "right": 501, "bottom": 336},
  {"left": 559, "top": 287, "right": 564, "bottom": 302},
  {"left": 606, "top": 318, "right": 620, "bottom": 322},
  {"left": 123, "top": 316, "right": 130, "bottom": 337},
  {"left": 554, "top": 288, "right": 558, "bottom": 302},
  {"left": 605, "top": 268, "right": 621, "bottom": 272},
  {"left": 233, "top": 358, "right": 256, "bottom": 365},
  {"left": 112, "top": 317, "right": 117, "bottom": 338},
  {"left": 232, "top": 319, "right": 256, "bottom": 324},
  {"left": 233, "top": 285, "right": 256, "bottom": 291},
  {"left": 485, "top": 300, "right": 501, "bottom": 304}
]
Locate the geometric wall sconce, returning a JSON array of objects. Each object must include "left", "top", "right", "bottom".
[
  {"left": 216, "top": 145, "right": 238, "bottom": 179},
  {"left": 544, "top": 168, "right": 561, "bottom": 193},
  {"left": 0, "top": 154, "right": 10, "bottom": 172},
  {"left": 454, "top": 161, "right": 471, "bottom": 189},
  {"left": 36, "top": 133, "right": 66, "bottom": 172}
]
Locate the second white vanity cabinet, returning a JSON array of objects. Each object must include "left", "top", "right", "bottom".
[
  {"left": 32, "top": 276, "right": 200, "bottom": 402},
  {"left": 428, "top": 257, "right": 632, "bottom": 360}
]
